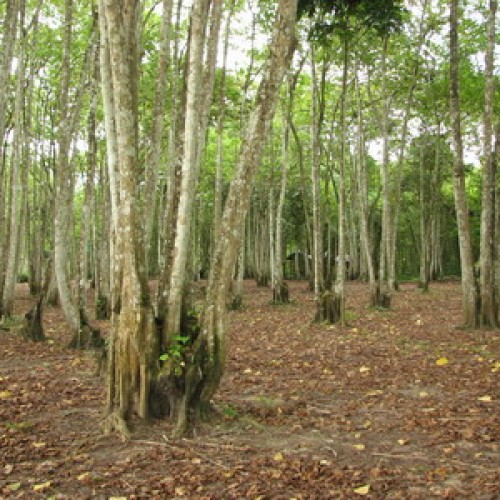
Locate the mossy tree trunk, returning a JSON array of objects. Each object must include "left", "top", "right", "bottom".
[{"left": 101, "top": 0, "right": 157, "bottom": 436}]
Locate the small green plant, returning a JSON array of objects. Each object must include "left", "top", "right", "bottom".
[
  {"left": 221, "top": 404, "right": 239, "bottom": 418},
  {"left": 159, "top": 335, "right": 190, "bottom": 375}
]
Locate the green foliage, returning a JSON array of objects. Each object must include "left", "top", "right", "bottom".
[{"left": 159, "top": 335, "right": 190, "bottom": 376}]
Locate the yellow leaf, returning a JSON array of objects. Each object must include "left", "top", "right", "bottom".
[
  {"left": 109, "top": 497, "right": 128, "bottom": 500},
  {"left": 491, "top": 361, "right": 500, "bottom": 373},
  {"left": 397, "top": 439, "right": 409, "bottom": 445},
  {"left": 435, "top": 357, "right": 449, "bottom": 366},
  {"left": 354, "top": 484, "right": 370, "bottom": 495},
  {"left": 353, "top": 444, "right": 365, "bottom": 450},
  {"left": 365, "top": 389, "right": 383, "bottom": 397},
  {"left": 419, "top": 391, "right": 429, "bottom": 398},
  {"left": 273, "top": 452, "right": 284, "bottom": 461},
  {"left": 47, "top": 339, "right": 55, "bottom": 345},
  {"left": 33, "top": 481, "right": 51, "bottom": 492},
  {"left": 320, "top": 459, "right": 332, "bottom": 466},
  {"left": 32, "top": 442, "right": 46, "bottom": 448},
  {"left": 191, "top": 457, "right": 202, "bottom": 464},
  {"left": 174, "top": 486, "right": 186, "bottom": 496},
  {"left": 243, "top": 368, "right": 252, "bottom": 374},
  {"left": 363, "top": 420, "right": 371, "bottom": 429},
  {"left": 0, "top": 390, "right": 13, "bottom": 399},
  {"left": 478, "top": 395, "right": 492, "bottom": 402},
  {"left": 359, "top": 366, "right": 371, "bottom": 373},
  {"left": 8, "top": 482, "right": 21, "bottom": 492},
  {"left": 77, "top": 472, "right": 91, "bottom": 481},
  {"left": 476, "top": 356, "right": 484, "bottom": 362}
]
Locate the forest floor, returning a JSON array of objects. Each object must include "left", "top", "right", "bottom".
[{"left": 0, "top": 280, "right": 498, "bottom": 499}]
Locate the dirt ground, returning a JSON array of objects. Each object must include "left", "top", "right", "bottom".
[{"left": 0, "top": 280, "right": 498, "bottom": 499}]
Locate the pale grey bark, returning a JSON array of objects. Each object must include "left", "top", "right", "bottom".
[
  {"left": 449, "top": 0, "right": 478, "bottom": 327},
  {"left": 165, "top": 0, "right": 222, "bottom": 337},
  {"left": 479, "top": 0, "right": 498, "bottom": 327},
  {"left": 102, "top": 0, "right": 156, "bottom": 433},
  {"left": 143, "top": 0, "right": 174, "bottom": 275},
  {"left": 0, "top": 0, "right": 20, "bottom": 313},
  {"left": 310, "top": 44, "right": 324, "bottom": 303},
  {"left": 169, "top": 0, "right": 298, "bottom": 437},
  {"left": 2, "top": 2, "right": 26, "bottom": 316}
]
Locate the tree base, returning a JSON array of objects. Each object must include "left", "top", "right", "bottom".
[
  {"left": 103, "top": 411, "right": 131, "bottom": 440},
  {"left": 228, "top": 294, "right": 243, "bottom": 310},
  {"left": 21, "top": 299, "right": 45, "bottom": 342},
  {"left": 68, "top": 324, "right": 105, "bottom": 350},
  {"left": 255, "top": 275, "right": 269, "bottom": 287},
  {"left": 315, "top": 291, "right": 341, "bottom": 324},
  {"left": 272, "top": 282, "right": 290, "bottom": 304},
  {"left": 95, "top": 294, "right": 110, "bottom": 320},
  {"left": 371, "top": 284, "right": 391, "bottom": 309}
]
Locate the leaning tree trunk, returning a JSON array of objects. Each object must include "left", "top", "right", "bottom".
[
  {"left": 168, "top": 0, "right": 297, "bottom": 437},
  {"left": 449, "top": 0, "right": 479, "bottom": 327}
]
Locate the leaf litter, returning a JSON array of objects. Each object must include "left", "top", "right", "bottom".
[{"left": 0, "top": 281, "right": 498, "bottom": 498}]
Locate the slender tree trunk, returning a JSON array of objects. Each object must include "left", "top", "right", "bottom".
[
  {"left": 164, "top": 0, "right": 222, "bottom": 338},
  {"left": 0, "top": 0, "right": 20, "bottom": 315},
  {"left": 273, "top": 105, "right": 290, "bottom": 304},
  {"left": 143, "top": 0, "right": 174, "bottom": 276},
  {"left": 449, "top": 0, "right": 478, "bottom": 327},
  {"left": 310, "top": 45, "right": 324, "bottom": 317},
  {"left": 2, "top": 2, "right": 26, "bottom": 317},
  {"left": 479, "top": 0, "right": 498, "bottom": 327}
]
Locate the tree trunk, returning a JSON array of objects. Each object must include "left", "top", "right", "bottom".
[
  {"left": 101, "top": 0, "right": 156, "bottom": 437},
  {"left": 170, "top": 0, "right": 297, "bottom": 437},
  {"left": 449, "top": 0, "right": 479, "bottom": 327},
  {"left": 2, "top": 2, "right": 26, "bottom": 317},
  {"left": 479, "top": 0, "right": 498, "bottom": 327}
]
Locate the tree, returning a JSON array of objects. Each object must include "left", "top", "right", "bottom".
[
  {"left": 449, "top": 0, "right": 478, "bottom": 327},
  {"left": 101, "top": 0, "right": 156, "bottom": 435},
  {"left": 479, "top": 0, "right": 498, "bottom": 327}
]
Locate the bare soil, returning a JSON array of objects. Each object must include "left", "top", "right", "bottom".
[{"left": 0, "top": 280, "right": 498, "bottom": 499}]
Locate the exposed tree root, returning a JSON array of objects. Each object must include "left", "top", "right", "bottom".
[{"left": 103, "top": 411, "right": 131, "bottom": 441}]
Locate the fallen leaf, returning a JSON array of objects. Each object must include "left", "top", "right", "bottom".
[
  {"left": 477, "top": 395, "right": 492, "bottom": 402},
  {"left": 354, "top": 484, "right": 370, "bottom": 495},
  {"left": 4, "top": 464, "right": 14, "bottom": 474},
  {"left": 397, "top": 439, "right": 409, "bottom": 445},
  {"left": 174, "top": 486, "right": 186, "bottom": 496},
  {"left": 419, "top": 391, "right": 429, "bottom": 398},
  {"left": 492, "top": 361, "right": 500, "bottom": 373},
  {"left": 191, "top": 457, "right": 202, "bottom": 464},
  {"left": 32, "top": 481, "right": 51, "bottom": 492},
  {"left": 77, "top": 472, "right": 91, "bottom": 481},
  {"left": 32, "top": 442, "right": 46, "bottom": 448},
  {"left": 273, "top": 452, "right": 284, "bottom": 461},
  {"left": 243, "top": 368, "right": 252, "bottom": 374},
  {"left": 0, "top": 390, "right": 13, "bottom": 399},
  {"left": 435, "top": 357, "right": 449, "bottom": 366},
  {"left": 7, "top": 482, "right": 21, "bottom": 492},
  {"left": 359, "top": 366, "right": 371, "bottom": 373},
  {"left": 320, "top": 459, "right": 332, "bottom": 466},
  {"left": 363, "top": 420, "right": 371, "bottom": 429},
  {"left": 365, "top": 389, "right": 383, "bottom": 397},
  {"left": 353, "top": 444, "right": 365, "bottom": 450}
]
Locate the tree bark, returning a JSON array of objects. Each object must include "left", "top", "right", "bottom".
[
  {"left": 479, "top": 0, "right": 498, "bottom": 327},
  {"left": 449, "top": 0, "right": 478, "bottom": 327},
  {"left": 170, "top": 0, "right": 297, "bottom": 437},
  {"left": 101, "top": 0, "right": 156, "bottom": 435}
]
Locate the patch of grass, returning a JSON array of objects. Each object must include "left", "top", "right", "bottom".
[
  {"left": 221, "top": 404, "right": 239, "bottom": 419},
  {"left": 5, "top": 421, "right": 33, "bottom": 432}
]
